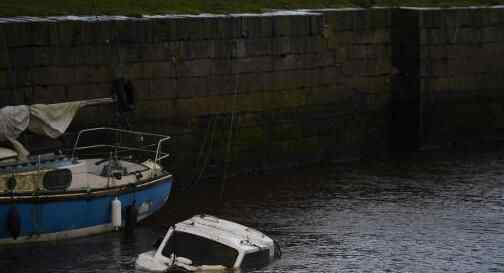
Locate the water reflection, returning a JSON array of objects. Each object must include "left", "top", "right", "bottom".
[{"left": 2, "top": 150, "right": 504, "bottom": 273}]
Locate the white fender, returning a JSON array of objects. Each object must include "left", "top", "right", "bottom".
[{"left": 111, "top": 197, "right": 122, "bottom": 230}]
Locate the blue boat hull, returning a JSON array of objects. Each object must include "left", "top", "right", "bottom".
[{"left": 0, "top": 175, "right": 173, "bottom": 244}]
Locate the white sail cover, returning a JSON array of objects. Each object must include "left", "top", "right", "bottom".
[
  {"left": 28, "top": 102, "right": 82, "bottom": 138},
  {"left": 0, "top": 102, "right": 82, "bottom": 159}
]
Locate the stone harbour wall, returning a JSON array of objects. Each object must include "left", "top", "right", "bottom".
[
  {"left": 1, "top": 7, "right": 504, "bottom": 182},
  {"left": 417, "top": 7, "right": 504, "bottom": 147}
]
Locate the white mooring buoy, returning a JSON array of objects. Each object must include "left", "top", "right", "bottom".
[{"left": 111, "top": 197, "right": 122, "bottom": 230}]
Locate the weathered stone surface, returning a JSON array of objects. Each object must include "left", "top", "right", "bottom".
[
  {"left": 176, "top": 76, "right": 208, "bottom": 98},
  {"left": 273, "top": 16, "right": 292, "bottom": 37},
  {"left": 74, "top": 65, "right": 113, "bottom": 84},
  {"left": 232, "top": 57, "right": 273, "bottom": 74},
  {"left": 66, "top": 83, "right": 112, "bottom": 101},
  {"left": 150, "top": 78, "right": 176, "bottom": 99},
  {"left": 151, "top": 18, "right": 176, "bottom": 42},
  {"left": 149, "top": 61, "right": 176, "bottom": 78},
  {"left": 324, "top": 10, "right": 354, "bottom": 32},
  {"left": 5, "top": 23, "right": 32, "bottom": 47},
  {"left": 0, "top": 70, "right": 7, "bottom": 89},
  {"left": 32, "top": 67, "right": 75, "bottom": 86},
  {"left": 31, "top": 85, "right": 66, "bottom": 103}
]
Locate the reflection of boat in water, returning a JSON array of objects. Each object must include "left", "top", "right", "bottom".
[
  {"left": 136, "top": 214, "right": 281, "bottom": 272},
  {"left": 0, "top": 99, "right": 174, "bottom": 244}
]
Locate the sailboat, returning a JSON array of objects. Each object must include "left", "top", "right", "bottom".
[{"left": 0, "top": 96, "right": 174, "bottom": 244}]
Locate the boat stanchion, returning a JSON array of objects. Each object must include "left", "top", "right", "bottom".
[{"left": 6, "top": 206, "right": 21, "bottom": 240}]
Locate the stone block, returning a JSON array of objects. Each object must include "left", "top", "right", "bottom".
[
  {"left": 320, "top": 66, "right": 343, "bottom": 86},
  {"left": 232, "top": 57, "right": 273, "bottom": 74},
  {"left": 306, "top": 86, "right": 342, "bottom": 105},
  {"left": 85, "top": 46, "right": 114, "bottom": 65},
  {"left": 57, "top": 21, "right": 81, "bottom": 47},
  {"left": 66, "top": 83, "right": 112, "bottom": 101},
  {"left": 419, "top": 9, "right": 442, "bottom": 29},
  {"left": 452, "top": 27, "right": 481, "bottom": 45},
  {"left": 272, "top": 37, "right": 308, "bottom": 55},
  {"left": 79, "top": 22, "right": 97, "bottom": 45},
  {"left": 324, "top": 11, "right": 354, "bottom": 32},
  {"left": 186, "top": 18, "right": 208, "bottom": 40},
  {"left": 349, "top": 44, "right": 368, "bottom": 60},
  {"left": 114, "top": 20, "right": 139, "bottom": 44},
  {"left": 0, "top": 70, "right": 7, "bottom": 89},
  {"left": 178, "top": 59, "right": 212, "bottom": 77},
  {"left": 421, "top": 28, "right": 449, "bottom": 45},
  {"left": 212, "top": 39, "right": 233, "bottom": 59},
  {"left": 244, "top": 39, "right": 272, "bottom": 57},
  {"left": 74, "top": 65, "right": 113, "bottom": 84},
  {"left": 302, "top": 52, "right": 337, "bottom": 69},
  {"left": 200, "top": 17, "right": 218, "bottom": 40},
  {"left": 331, "top": 31, "right": 354, "bottom": 47},
  {"left": 151, "top": 18, "right": 176, "bottom": 42},
  {"left": 135, "top": 20, "right": 154, "bottom": 44},
  {"left": 236, "top": 72, "right": 268, "bottom": 93},
  {"left": 30, "top": 22, "right": 51, "bottom": 46},
  {"left": 291, "top": 15, "right": 311, "bottom": 37},
  {"left": 32, "top": 66, "right": 76, "bottom": 86},
  {"left": 143, "top": 44, "right": 171, "bottom": 62},
  {"left": 341, "top": 59, "right": 368, "bottom": 77},
  {"left": 47, "top": 22, "right": 60, "bottom": 46},
  {"left": 369, "top": 8, "right": 390, "bottom": 29},
  {"left": 245, "top": 16, "right": 263, "bottom": 39},
  {"left": 309, "top": 15, "right": 323, "bottom": 36},
  {"left": 216, "top": 17, "right": 234, "bottom": 40},
  {"left": 207, "top": 74, "right": 237, "bottom": 96},
  {"left": 149, "top": 62, "right": 176, "bottom": 78},
  {"left": 89, "top": 21, "right": 110, "bottom": 45},
  {"left": 267, "top": 89, "right": 306, "bottom": 110},
  {"left": 129, "top": 79, "right": 151, "bottom": 100},
  {"left": 231, "top": 40, "right": 247, "bottom": 59},
  {"left": 353, "top": 9, "right": 371, "bottom": 31},
  {"left": 482, "top": 26, "right": 504, "bottom": 43},
  {"left": 305, "top": 36, "right": 326, "bottom": 53},
  {"left": 8, "top": 47, "right": 34, "bottom": 68},
  {"left": 150, "top": 78, "right": 176, "bottom": 99},
  {"left": 183, "top": 40, "right": 214, "bottom": 60},
  {"left": 482, "top": 8, "right": 501, "bottom": 26},
  {"left": 31, "top": 47, "right": 50, "bottom": 67},
  {"left": 212, "top": 59, "right": 233, "bottom": 76},
  {"left": 5, "top": 22, "right": 32, "bottom": 47},
  {"left": 370, "top": 29, "right": 390, "bottom": 44},
  {"left": 137, "top": 99, "right": 176, "bottom": 120},
  {"left": 273, "top": 16, "right": 292, "bottom": 37},
  {"left": 333, "top": 46, "right": 350, "bottom": 61},
  {"left": 175, "top": 76, "right": 208, "bottom": 98},
  {"left": 5, "top": 69, "right": 31, "bottom": 88},
  {"left": 31, "top": 85, "right": 66, "bottom": 104},
  {"left": 273, "top": 54, "right": 303, "bottom": 71}
]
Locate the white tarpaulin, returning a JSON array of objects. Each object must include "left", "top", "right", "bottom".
[
  {"left": 0, "top": 102, "right": 82, "bottom": 159},
  {"left": 28, "top": 101, "right": 82, "bottom": 139}
]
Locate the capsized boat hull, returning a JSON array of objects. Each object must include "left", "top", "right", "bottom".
[{"left": 0, "top": 175, "right": 172, "bottom": 244}]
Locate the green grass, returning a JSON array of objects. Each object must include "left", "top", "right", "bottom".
[{"left": 0, "top": 0, "right": 503, "bottom": 17}]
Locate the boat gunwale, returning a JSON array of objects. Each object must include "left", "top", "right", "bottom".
[{"left": 0, "top": 173, "right": 173, "bottom": 203}]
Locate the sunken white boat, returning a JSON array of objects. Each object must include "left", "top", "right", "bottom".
[
  {"left": 0, "top": 98, "right": 174, "bottom": 244},
  {"left": 136, "top": 214, "right": 281, "bottom": 272}
]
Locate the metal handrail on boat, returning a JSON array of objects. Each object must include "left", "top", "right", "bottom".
[{"left": 71, "top": 127, "right": 171, "bottom": 165}]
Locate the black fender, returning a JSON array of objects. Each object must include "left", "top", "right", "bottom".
[{"left": 7, "top": 206, "right": 21, "bottom": 240}]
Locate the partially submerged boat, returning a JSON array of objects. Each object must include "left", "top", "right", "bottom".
[
  {"left": 0, "top": 99, "right": 174, "bottom": 244},
  {"left": 136, "top": 214, "right": 281, "bottom": 272}
]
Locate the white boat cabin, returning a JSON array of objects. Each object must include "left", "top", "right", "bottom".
[{"left": 136, "top": 214, "right": 280, "bottom": 272}]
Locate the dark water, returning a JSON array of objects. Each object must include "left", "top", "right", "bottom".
[{"left": 2, "top": 151, "right": 504, "bottom": 273}]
